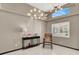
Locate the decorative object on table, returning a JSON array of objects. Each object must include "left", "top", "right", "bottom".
[
  {"left": 27, "top": 33, "right": 32, "bottom": 37},
  {"left": 34, "top": 33, "right": 38, "bottom": 36}
]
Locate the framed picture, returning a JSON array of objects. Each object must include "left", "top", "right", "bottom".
[{"left": 52, "top": 21, "right": 70, "bottom": 38}]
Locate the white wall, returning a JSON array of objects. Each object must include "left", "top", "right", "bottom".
[
  {"left": 46, "top": 4, "right": 79, "bottom": 49},
  {"left": 0, "top": 4, "right": 46, "bottom": 53}
]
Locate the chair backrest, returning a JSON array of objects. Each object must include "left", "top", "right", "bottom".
[{"left": 44, "top": 33, "right": 52, "bottom": 42}]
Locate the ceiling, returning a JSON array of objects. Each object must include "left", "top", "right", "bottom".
[{"left": 28, "top": 3, "right": 67, "bottom": 12}]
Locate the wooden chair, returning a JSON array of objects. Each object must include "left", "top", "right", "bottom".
[{"left": 43, "top": 33, "right": 53, "bottom": 49}]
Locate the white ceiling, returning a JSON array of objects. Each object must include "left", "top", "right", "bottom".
[{"left": 28, "top": 3, "right": 67, "bottom": 12}]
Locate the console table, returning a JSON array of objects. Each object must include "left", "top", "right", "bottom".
[{"left": 22, "top": 36, "right": 40, "bottom": 49}]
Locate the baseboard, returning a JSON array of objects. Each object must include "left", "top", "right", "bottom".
[
  {"left": 0, "top": 48, "right": 22, "bottom": 55},
  {"left": 37, "top": 43, "right": 79, "bottom": 51},
  {"left": 0, "top": 43, "right": 42, "bottom": 55},
  {"left": 53, "top": 43, "right": 79, "bottom": 51},
  {"left": 0, "top": 43, "right": 79, "bottom": 55}
]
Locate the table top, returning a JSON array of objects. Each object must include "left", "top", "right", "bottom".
[{"left": 22, "top": 36, "right": 40, "bottom": 40}]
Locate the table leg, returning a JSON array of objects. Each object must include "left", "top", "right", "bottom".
[
  {"left": 37, "top": 38, "right": 40, "bottom": 44},
  {"left": 30, "top": 39, "right": 33, "bottom": 45},
  {"left": 22, "top": 40, "right": 24, "bottom": 49}
]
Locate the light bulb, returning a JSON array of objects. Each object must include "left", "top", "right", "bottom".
[
  {"left": 38, "top": 10, "right": 41, "bottom": 13},
  {"left": 30, "top": 10, "right": 33, "bottom": 13},
  {"left": 34, "top": 8, "right": 37, "bottom": 12},
  {"left": 34, "top": 14, "right": 36, "bottom": 17},
  {"left": 27, "top": 13, "right": 31, "bottom": 16},
  {"left": 38, "top": 17, "right": 41, "bottom": 19},
  {"left": 40, "top": 13, "right": 43, "bottom": 16}
]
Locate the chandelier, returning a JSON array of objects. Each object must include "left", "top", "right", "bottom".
[
  {"left": 27, "top": 8, "right": 48, "bottom": 20},
  {"left": 27, "top": 5, "right": 63, "bottom": 20}
]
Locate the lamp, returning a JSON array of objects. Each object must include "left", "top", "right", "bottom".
[{"left": 27, "top": 8, "right": 48, "bottom": 20}]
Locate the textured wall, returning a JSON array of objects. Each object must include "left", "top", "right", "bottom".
[
  {"left": 46, "top": 4, "right": 79, "bottom": 49},
  {"left": 0, "top": 4, "right": 46, "bottom": 53},
  {"left": 46, "top": 14, "right": 79, "bottom": 49}
]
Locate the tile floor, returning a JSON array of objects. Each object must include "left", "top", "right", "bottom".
[{"left": 5, "top": 45, "right": 79, "bottom": 55}]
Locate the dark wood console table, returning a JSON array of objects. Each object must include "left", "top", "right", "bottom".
[{"left": 22, "top": 36, "right": 40, "bottom": 49}]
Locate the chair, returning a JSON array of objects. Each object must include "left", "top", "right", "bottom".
[{"left": 43, "top": 33, "right": 53, "bottom": 49}]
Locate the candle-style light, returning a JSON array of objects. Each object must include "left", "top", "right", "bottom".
[{"left": 27, "top": 8, "right": 47, "bottom": 20}]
